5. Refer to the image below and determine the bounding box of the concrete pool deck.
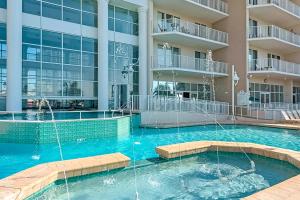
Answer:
[0,153,130,200]
[156,141,300,200]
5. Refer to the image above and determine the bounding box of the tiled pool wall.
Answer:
[0,115,137,144]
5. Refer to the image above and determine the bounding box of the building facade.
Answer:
[0,0,300,112]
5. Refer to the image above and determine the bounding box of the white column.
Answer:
[98,0,109,110]
[138,7,148,111]
[6,0,23,111]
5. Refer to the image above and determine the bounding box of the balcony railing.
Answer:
[191,0,228,14]
[249,58,300,75]
[249,25,300,46]
[154,18,228,44]
[153,54,228,74]
[248,0,300,18]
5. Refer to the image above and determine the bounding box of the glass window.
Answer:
[63,80,81,96]
[42,63,62,79]
[63,65,81,80]
[0,0,6,9]
[42,2,62,20]
[42,30,62,47]
[82,37,97,52]
[42,47,62,63]
[82,12,97,27]
[82,52,97,67]
[83,67,97,81]
[44,0,62,5]
[82,0,97,13]
[0,24,6,40]
[22,61,41,78]
[82,81,97,97]
[23,27,41,45]
[115,7,129,21]
[63,50,81,65]
[63,7,81,24]
[22,44,41,61]
[42,79,62,96]
[63,34,81,50]
[23,0,41,15]
[0,42,6,59]
[63,0,81,9]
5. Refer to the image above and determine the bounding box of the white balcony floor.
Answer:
[248,4,300,28]
[153,0,228,23]
[153,32,228,50]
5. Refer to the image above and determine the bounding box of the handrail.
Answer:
[249,25,300,46]
[153,54,228,74]
[191,0,228,14]
[129,95,230,115]
[154,18,228,44]
[248,0,300,18]
[249,58,300,75]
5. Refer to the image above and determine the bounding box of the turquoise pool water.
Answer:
[1,124,300,179]
[30,152,300,200]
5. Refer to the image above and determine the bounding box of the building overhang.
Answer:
[153,32,228,50]
[248,4,300,28]
[248,38,300,54]
[152,68,228,78]
[153,0,228,23]
[248,70,300,80]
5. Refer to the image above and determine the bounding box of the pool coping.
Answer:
[156,141,300,200]
[0,153,130,200]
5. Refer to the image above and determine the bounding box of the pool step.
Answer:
[0,153,130,200]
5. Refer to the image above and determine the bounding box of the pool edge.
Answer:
[0,153,130,200]
[156,141,300,200]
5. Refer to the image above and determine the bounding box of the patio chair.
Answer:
[292,110,300,119]
[281,110,290,120]
[286,111,296,120]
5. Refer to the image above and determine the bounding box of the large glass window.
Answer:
[23,0,97,27]
[108,41,139,108]
[23,0,41,15]
[0,24,6,109]
[0,0,6,9]
[22,26,98,110]
[108,5,139,36]
[249,83,284,104]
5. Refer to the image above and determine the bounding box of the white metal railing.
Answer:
[249,58,300,75]
[250,102,300,110]
[130,95,230,115]
[249,25,300,46]
[248,0,300,17]
[191,0,228,14]
[234,106,283,120]
[0,110,129,122]
[155,18,228,44]
[153,54,228,74]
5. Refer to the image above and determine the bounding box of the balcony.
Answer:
[248,58,300,78]
[248,0,300,27]
[248,25,300,54]
[153,19,228,50]
[153,0,228,23]
[152,54,228,77]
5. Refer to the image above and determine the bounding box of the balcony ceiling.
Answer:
[248,71,300,80]
[249,5,300,28]
[248,38,300,54]
[153,0,228,24]
[153,32,228,50]
[152,68,228,78]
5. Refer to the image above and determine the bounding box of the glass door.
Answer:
[114,84,128,109]
[249,49,258,70]
[195,51,206,70]
[260,92,270,105]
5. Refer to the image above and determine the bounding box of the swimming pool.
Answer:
[1,124,300,179]
[30,152,300,200]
